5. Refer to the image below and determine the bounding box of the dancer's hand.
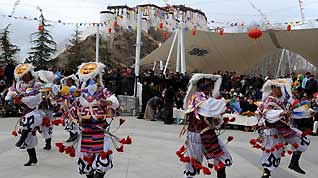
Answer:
[100,99,112,107]
[213,118,221,126]
[280,110,291,118]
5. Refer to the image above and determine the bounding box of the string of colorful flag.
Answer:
[0,9,202,29]
[0,14,115,27]
[208,18,318,28]
[2,11,318,31]
[2,2,318,34]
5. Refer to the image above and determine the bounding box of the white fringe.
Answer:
[183,74,222,109]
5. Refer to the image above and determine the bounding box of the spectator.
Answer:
[175,89,185,109]
[302,72,311,89]
[162,84,175,125]
[143,96,162,121]
[4,61,15,86]
[305,75,318,98]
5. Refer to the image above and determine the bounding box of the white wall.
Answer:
[100,5,208,33]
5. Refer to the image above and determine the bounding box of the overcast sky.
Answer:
[1,0,318,62]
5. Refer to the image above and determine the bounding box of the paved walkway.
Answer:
[0,117,317,178]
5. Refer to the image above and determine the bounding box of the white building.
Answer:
[100,4,208,33]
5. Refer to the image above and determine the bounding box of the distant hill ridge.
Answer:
[51,29,170,72]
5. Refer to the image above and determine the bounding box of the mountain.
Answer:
[51,29,169,73]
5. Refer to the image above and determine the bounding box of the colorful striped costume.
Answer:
[178,91,232,178]
[56,62,132,178]
[255,96,310,171]
[251,78,311,178]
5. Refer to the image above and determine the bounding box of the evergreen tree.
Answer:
[0,25,20,64]
[65,26,83,71]
[28,13,56,69]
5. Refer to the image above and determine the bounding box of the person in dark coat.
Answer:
[4,61,15,86]
[143,96,162,121]
[162,83,175,124]
[305,75,318,98]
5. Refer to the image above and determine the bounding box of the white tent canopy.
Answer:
[141,29,318,74]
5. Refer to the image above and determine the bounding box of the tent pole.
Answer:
[164,30,178,75]
[286,50,292,76]
[276,49,285,78]
[134,6,142,97]
[96,24,99,62]
[152,61,156,71]
[180,20,186,74]
[176,29,181,73]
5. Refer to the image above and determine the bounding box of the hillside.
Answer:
[51,29,170,72]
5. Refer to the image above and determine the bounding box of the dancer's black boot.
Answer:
[66,132,78,142]
[261,168,271,178]
[24,148,38,166]
[217,167,226,178]
[94,170,105,178]
[43,138,52,150]
[85,170,94,178]
[16,130,28,148]
[288,151,306,174]
[86,173,94,178]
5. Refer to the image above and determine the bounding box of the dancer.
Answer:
[9,63,44,166]
[59,74,80,142]
[177,74,232,178]
[55,62,132,178]
[312,93,318,134]
[251,78,310,178]
[36,70,57,150]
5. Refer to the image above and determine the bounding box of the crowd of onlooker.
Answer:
[133,70,318,129]
[0,62,15,92]
[1,62,318,128]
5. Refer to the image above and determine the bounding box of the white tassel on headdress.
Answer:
[35,70,55,83]
[261,78,292,101]
[61,74,80,87]
[183,74,222,109]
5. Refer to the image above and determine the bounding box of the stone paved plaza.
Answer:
[0,117,317,178]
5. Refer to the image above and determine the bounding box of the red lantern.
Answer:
[287,24,291,32]
[248,28,262,40]
[192,29,196,36]
[219,29,224,36]
[114,21,118,28]
[38,25,43,31]
[163,31,167,39]
[159,22,163,29]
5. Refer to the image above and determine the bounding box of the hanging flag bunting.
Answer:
[1,2,318,34]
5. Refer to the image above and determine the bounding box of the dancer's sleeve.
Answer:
[264,109,284,123]
[106,94,119,110]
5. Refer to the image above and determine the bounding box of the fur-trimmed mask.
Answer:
[77,62,105,91]
[14,63,35,80]
[77,62,105,81]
